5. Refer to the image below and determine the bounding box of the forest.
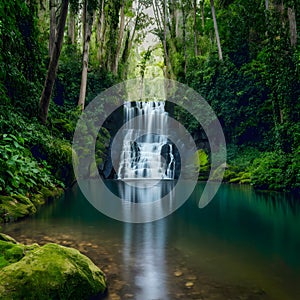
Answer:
[0,1,300,299]
[0,0,299,217]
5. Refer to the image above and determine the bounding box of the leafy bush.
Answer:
[251,151,289,191]
[0,134,57,195]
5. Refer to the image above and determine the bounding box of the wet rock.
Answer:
[0,242,106,299]
[185,282,194,289]
[174,271,183,277]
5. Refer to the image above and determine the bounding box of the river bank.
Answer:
[0,186,64,224]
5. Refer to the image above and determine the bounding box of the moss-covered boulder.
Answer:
[0,195,36,222]
[0,242,106,299]
[0,240,38,268]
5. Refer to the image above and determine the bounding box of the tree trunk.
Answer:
[265,0,269,10]
[78,0,94,109]
[97,0,106,64]
[68,7,75,44]
[288,7,297,47]
[182,2,187,75]
[121,0,141,75]
[210,0,223,60]
[193,0,198,56]
[201,0,205,29]
[113,0,125,75]
[163,0,173,78]
[39,0,69,124]
[49,0,57,56]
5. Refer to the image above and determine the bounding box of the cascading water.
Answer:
[117,101,175,180]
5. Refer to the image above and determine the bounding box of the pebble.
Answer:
[174,271,183,277]
[109,293,121,300]
[185,282,194,289]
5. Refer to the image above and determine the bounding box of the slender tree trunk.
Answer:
[39,0,69,124]
[265,0,269,10]
[182,2,187,75]
[121,0,141,74]
[288,7,297,47]
[49,0,57,56]
[201,0,205,29]
[163,0,173,78]
[68,7,75,44]
[175,9,180,37]
[113,0,125,75]
[78,0,94,109]
[193,0,198,56]
[210,0,223,60]
[168,0,176,40]
[97,0,106,64]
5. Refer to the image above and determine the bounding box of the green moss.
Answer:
[0,241,25,268]
[0,233,17,244]
[0,195,36,222]
[223,169,238,181]
[0,243,106,299]
[1,187,64,223]
[229,177,242,183]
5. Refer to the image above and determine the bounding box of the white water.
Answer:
[117,101,175,180]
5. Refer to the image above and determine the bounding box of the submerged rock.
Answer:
[0,242,106,299]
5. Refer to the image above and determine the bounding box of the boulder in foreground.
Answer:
[0,242,106,299]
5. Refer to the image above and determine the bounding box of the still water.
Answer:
[3,182,300,300]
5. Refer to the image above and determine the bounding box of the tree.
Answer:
[78,0,95,109]
[112,0,125,75]
[193,0,198,56]
[39,0,69,124]
[153,0,174,78]
[68,5,76,44]
[210,0,223,60]
[287,7,297,47]
[49,0,57,56]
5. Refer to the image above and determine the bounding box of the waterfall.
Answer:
[117,101,175,180]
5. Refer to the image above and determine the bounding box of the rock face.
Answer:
[0,242,106,299]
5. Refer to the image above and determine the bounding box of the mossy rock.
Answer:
[0,195,36,222]
[0,240,38,268]
[30,187,63,208]
[0,233,17,244]
[0,243,106,299]
[229,177,242,184]
[0,241,25,268]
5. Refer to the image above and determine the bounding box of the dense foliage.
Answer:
[0,0,299,203]
[155,0,300,192]
[0,0,117,206]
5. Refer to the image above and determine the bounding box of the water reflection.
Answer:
[122,221,169,299]
[117,180,172,299]
[116,180,175,203]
